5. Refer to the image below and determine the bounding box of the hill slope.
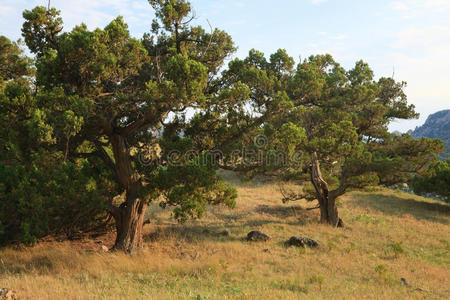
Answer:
[0,175,449,299]
[409,109,450,160]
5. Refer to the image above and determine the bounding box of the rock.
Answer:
[219,230,230,237]
[285,236,319,248]
[101,245,109,252]
[0,288,18,300]
[246,230,270,242]
[400,278,408,286]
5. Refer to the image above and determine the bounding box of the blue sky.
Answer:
[1,0,449,131]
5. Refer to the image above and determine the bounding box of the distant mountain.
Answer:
[409,109,450,160]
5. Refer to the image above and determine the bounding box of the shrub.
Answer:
[0,160,108,245]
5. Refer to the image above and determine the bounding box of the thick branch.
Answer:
[310,152,329,203]
[94,142,116,173]
[95,114,113,136]
[117,110,169,136]
[213,113,269,152]
[105,200,121,220]
[76,143,118,181]
[329,182,347,199]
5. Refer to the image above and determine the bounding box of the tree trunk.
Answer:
[108,134,147,253]
[113,190,147,253]
[310,152,343,227]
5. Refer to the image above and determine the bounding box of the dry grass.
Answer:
[1,172,449,299]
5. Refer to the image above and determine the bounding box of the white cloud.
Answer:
[392,26,450,50]
[312,0,327,5]
[424,0,450,9]
[0,0,155,40]
[387,25,450,130]
[388,0,450,19]
[390,1,409,11]
[332,34,348,40]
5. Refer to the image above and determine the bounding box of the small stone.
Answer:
[101,245,109,252]
[285,236,319,248]
[246,230,270,242]
[401,278,408,286]
[219,230,230,237]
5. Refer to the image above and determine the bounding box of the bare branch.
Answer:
[96,92,114,98]
[181,10,196,25]
[200,19,215,59]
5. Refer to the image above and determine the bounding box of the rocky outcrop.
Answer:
[246,231,270,242]
[285,236,319,248]
[409,109,450,160]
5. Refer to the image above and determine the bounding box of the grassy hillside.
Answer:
[1,172,449,299]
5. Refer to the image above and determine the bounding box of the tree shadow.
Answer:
[143,211,315,244]
[218,170,277,188]
[351,193,450,224]
[255,204,317,225]
[144,224,243,243]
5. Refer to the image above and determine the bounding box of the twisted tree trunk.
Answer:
[108,134,147,253]
[113,189,147,253]
[310,152,344,227]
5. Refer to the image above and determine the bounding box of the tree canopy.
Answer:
[11,1,240,252]
[197,52,443,226]
[0,0,444,250]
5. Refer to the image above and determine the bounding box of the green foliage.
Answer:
[0,37,109,245]
[151,155,237,222]
[411,159,450,202]
[21,6,63,56]
[1,0,443,245]
[195,48,441,210]
[0,36,33,84]
[226,52,441,202]
[384,242,405,258]
[0,161,108,245]
[3,0,239,248]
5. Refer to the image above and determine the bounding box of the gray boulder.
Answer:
[285,236,319,248]
[246,230,270,242]
[219,229,230,237]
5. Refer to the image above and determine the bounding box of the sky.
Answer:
[1,0,449,132]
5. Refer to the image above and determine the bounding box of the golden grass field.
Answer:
[1,172,449,299]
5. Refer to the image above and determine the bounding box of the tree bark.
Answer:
[108,134,147,253]
[112,188,147,253]
[310,152,343,227]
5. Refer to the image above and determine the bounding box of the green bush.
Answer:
[0,160,108,246]
[411,159,450,202]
